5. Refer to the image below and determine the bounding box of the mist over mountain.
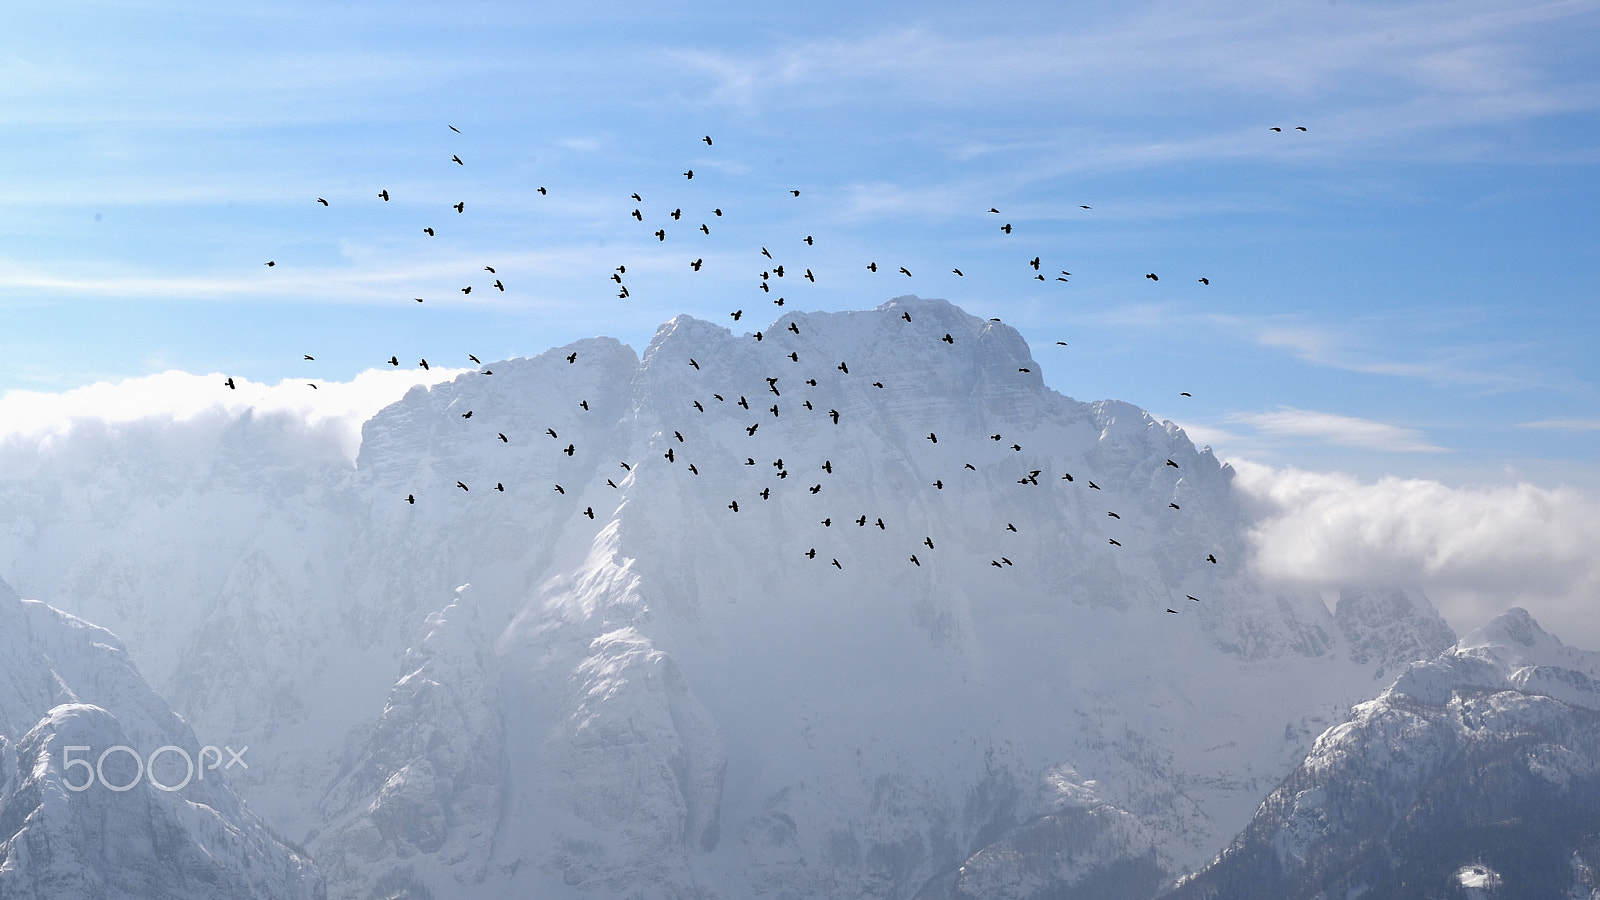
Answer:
[0,297,1575,899]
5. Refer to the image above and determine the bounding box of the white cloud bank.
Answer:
[1233,459,1600,650]
[0,367,466,462]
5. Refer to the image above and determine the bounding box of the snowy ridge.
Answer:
[1170,607,1600,899]
[0,585,322,899]
[0,297,1480,898]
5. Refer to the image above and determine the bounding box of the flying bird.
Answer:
[388,356,399,366]
[499,433,508,443]
[567,352,577,363]
[952,268,963,276]
[942,334,954,344]
[910,555,920,566]
[265,260,275,266]
[224,377,235,389]
[317,198,328,206]
[1146,273,1159,281]
[1198,277,1209,285]
[899,267,912,277]
[423,227,434,236]
[457,482,469,491]
[703,135,713,145]
[452,155,463,165]
[406,494,414,504]
[379,190,389,201]
[1167,459,1179,468]
[454,202,464,213]
[1001,224,1012,234]
[867,262,878,272]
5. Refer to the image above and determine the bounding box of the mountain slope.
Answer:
[0,577,323,899]
[1169,607,1600,900]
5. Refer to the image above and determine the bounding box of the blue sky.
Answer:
[1,0,1597,485]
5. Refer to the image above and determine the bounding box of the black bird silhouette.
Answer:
[419,359,430,370]
[1062,472,1073,481]
[713,209,722,216]
[867,262,878,272]
[406,494,415,504]
[791,190,800,197]
[632,193,642,201]
[856,515,867,526]
[809,484,821,494]
[495,483,504,492]
[1006,523,1018,532]
[449,125,460,133]
[703,135,713,145]
[927,433,937,443]
[499,433,508,443]
[788,322,799,334]
[632,209,643,220]
[388,356,399,366]
[1011,444,1021,451]
[1187,595,1200,602]
[684,170,693,179]
[1295,126,1307,131]
[738,395,749,409]
[689,358,699,369]
[564,444,575,456]
[1001,557,1013,566]
[910,555,920,566]
[655,229,665,241]
[899,267,911,277]
[1198,277,1209,285]
[607,479,617,489]
[1207,554,1218,564]
[924,536,934,549]
[1180,392,1191,397]
[714,394,725,401]
[547,428,558,438]
[1270,126,1282,132]
[224,377,236,389]
[555,485,565,494]
[875,518,885,530]
[538,187,547,195]
[822,460,833,473]
[619,461,631,471]
[494,280,504,291]
[567,352,577,363]
[761,247,772,259]
[700,224,710,234]
[805,269,815,282]
[822,518,832,526]
[933,480,943,489]
[873,382,884,389]
[469,354,481,364]
[1019,367,1031,373]
[265,260,275,267]
[759,487,770,500]
[461,411,473,419]
[317,198,329,206]
[1089,481,1101,490]
[989,207,999,213]
[674,431,683,442]
[942,334,954,344]
[754,332,763,341]
[580,400,589,410]
[452,155,463,165]
[1107,511,1120,519]
[991,561,1003,568]
[457,482,469,491]
[1146,273,1159,281]
[584,506,594,519]
[806,548,816,559]
[1001,224,1012,234]
[693,401,704,411]
[803,235,814,245]
[379,190,389,201]
[1166,459,1179,468]
[746,424,758,436]
[837,362,848,374]
[1167,608,1178,614]
[991,435,1002,441]
[303,354,314,361]
[691,259,702,271]
[688,464,698,474]
[770,405,779,417]
[901,311,912,322]
[1108,538,1121,546]
[461,285,472,294]
[1056,341,1067,346]
[454,202,464,213]
[729,501,739,512]
[829,409,840,424]
[832,558,842,569]
[952,268,963,276]
[1030,257,1040,270]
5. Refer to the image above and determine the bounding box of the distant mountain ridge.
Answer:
[0,297,1532,899]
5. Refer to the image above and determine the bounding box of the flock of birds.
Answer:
[239,125,1314,615]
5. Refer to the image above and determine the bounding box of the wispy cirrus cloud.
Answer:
[1227,406,1447,453]
[1518,418,1600,431]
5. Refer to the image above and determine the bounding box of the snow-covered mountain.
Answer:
[0,576,323,899]
[0,297,1482,898]
[1169,606,1600,899]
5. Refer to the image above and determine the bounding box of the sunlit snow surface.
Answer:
[0,298,1464,898]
